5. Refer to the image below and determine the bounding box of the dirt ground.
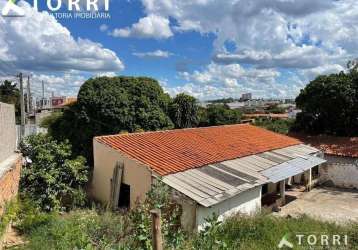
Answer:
[278,187,358,224]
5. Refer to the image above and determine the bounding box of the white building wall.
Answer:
[0,103,16,163]
[196,186,261,229]
[319,155,358,189]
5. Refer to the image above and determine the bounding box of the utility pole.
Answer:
[18,73,25,138]
[42,80,45,99]
[26,75,31,114]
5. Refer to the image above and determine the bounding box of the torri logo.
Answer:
[2,0,25,17]
[2,0,110,18]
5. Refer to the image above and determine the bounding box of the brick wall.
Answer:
[0,156,21,213]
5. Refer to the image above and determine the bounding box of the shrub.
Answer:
[19,134,88,211]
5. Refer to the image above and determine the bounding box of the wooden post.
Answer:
[150,209,163,250]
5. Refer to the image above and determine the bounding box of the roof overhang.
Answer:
[163,144,325,207]
[261,155,326,183]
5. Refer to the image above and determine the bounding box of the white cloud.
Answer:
[0,0,124,75]
[132,50,173,58]
[26,73,87,97]
[110,14,173,39]
[140,0,358,70]
[299,64,345,81]
[99,24,109,32]
[139,0,358,99]
[166,62,300,100]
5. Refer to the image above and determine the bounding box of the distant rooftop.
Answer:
[291,134,358,158]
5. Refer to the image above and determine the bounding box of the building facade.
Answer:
[92,125,324,230]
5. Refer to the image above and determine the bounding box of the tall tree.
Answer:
[0,80,20,120]
[199,104,242,127]
[50,76,174,164]
[169,93,199,128]
[295,70,358,136]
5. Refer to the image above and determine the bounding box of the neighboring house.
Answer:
[294,135,358,189]
[0,102,21,213]
[92,124,325,230]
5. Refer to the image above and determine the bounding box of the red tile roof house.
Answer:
[292,134,358,189]
[92,124,325,230]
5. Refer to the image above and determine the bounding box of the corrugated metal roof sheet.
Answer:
[163,144,323,207]
[261,155,326,183]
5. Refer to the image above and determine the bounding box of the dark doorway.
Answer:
[118,183,130,208]
[262,184,268,196]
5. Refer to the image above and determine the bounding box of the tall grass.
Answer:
[12,208,358,250]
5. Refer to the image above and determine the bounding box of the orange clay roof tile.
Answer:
[96,124,301,176]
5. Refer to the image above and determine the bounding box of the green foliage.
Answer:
[14,180,185,250]
[49,76,174,164]
[193,214,228,250]
[295,70,358,136]
[182,214,358,250]
[39,112,63,128]
[169,93,199,128]
[199,104,242,127]
[8,198,358,250]
[0,199,20,236]
[254,118,295,135]
[129,180,185,249]
[209,98,235,104]
[19,134,88,211]
[265,104,286,114]
[0,80,20,119]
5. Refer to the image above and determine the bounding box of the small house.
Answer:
[92,124,325,230]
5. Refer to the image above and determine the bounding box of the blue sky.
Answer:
[0,0,357,100]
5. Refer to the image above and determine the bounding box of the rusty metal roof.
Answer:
[163,144,323,207]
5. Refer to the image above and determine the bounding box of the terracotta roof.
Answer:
[96,124,301,176]
[290,134,358,158]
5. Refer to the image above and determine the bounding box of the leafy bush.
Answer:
[199,104,242,127]
[128,180,185,249]
[19,134,88,211]
[253,118,295,134]
[39,112,63,129]
[0,199,20,236]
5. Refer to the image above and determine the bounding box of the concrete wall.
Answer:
[92,139,153,208]
[319,155,358,189]
[0,103,16,162]
[196,186,261,230]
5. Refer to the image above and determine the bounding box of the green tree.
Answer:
[19,134,88,211]
[254,118,295,135]
[295,71,358,136]
[0,80,20,117]
[169,93,199,128]
[199,104,242,127]
[50,76,174,164]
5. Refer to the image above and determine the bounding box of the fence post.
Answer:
[150,209,163,250]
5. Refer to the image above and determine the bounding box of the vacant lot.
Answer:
[279,187,358,224]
